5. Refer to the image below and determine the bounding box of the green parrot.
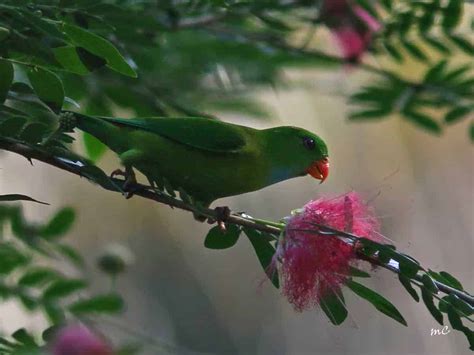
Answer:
[72,114,329,208]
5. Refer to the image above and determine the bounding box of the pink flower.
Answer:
[277,192,381,311]
[321,0,381,61]
[51,324,113,355]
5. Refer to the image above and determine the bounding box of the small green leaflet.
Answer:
[53,46,90,75]
[62,23,137,78]
[320,289,348,325]
[204,225,241,249]
[347,280,407,326]
[421,287,444,325]
[43,278,87,300]
[398,274,419,302]
[69,294,124,315]
[439,271,464,290]
[39,207,75,240]
[27,67,64,112]
[243,228,279,288]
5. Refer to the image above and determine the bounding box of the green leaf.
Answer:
[393,253,421,278]
[0,116,27,137]
[40,207,75,239]
[347,280,407,326]
[0,243,29,275]
[0,59,13,103]
[445,295,474,316]
[0,194,48,205]
[83,132,107,162]
[398,274,419,302]
[27,67,64,112]
[422,274,439,294]
[402,110,442,134]
[69,294,124,315]
[53,46,89,75]
[349,266,370,278]
[320,289,348,325]
[20,294,38,311]
[421,287,443,325]
[56,244,85,267]
[442,0,462,31]
[204,225,241,249]
[401,41,428,62]
[383,42,403,62]
[11,328,36,347]
[62,23,137,77]
[445,107,471,124]
[76,47,107,72]
[19,122,50,144]
[43,302,65,324]
[422,36,451,55]
[43,278,87,300]
[439,271,463,290]
[446,305,474,350]
[19,268,59,287]
[424,60,447,83]
[448,35,474,55]
[244,228,279,288]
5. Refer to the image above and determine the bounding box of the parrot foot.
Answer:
[207,206,231,232]
[110,169,126,178]
[111,168,138,199]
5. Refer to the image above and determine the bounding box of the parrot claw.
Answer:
[111,167,138,198]
[110,169,126,178]
[207,206,231,231]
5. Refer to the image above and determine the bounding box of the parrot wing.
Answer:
[100,116,248,153]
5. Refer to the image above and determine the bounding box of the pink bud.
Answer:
[277,192,381,311]
[321,1,381,60]
[51,324,113,355]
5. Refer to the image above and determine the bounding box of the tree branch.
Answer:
[0,137,279,235]
[1,135,473,307]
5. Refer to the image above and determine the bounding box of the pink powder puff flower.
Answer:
[321,0,381,61]
[276,192,382,311]
[51,324,113,355]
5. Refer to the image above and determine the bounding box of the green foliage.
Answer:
[350,61,473,137]
[0,203,126,353]
[320,289,348,325]
[204,225,241,249]
[347,279,407,326]
[243,228,279,289]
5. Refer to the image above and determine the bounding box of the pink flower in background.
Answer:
[277,192,381,311]
[51,324,113,355]
[321,0,381,61]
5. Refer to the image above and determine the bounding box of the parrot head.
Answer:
[262,126,329,184]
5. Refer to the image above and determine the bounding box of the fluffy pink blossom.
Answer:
[277,192,381,311]
[51,324,113,355]
[321,0,381,61]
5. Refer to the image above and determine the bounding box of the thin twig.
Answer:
[0,137,280,235]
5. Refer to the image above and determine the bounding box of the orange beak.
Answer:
[306,157,329,183]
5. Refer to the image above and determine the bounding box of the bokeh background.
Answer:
[1,4,473,355]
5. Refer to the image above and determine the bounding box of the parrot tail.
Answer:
[64,111,126,152]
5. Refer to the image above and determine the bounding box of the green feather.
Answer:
[74,113,328,206]
[100,116,247,153]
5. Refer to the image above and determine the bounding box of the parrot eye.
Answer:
[302,137,316,150]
